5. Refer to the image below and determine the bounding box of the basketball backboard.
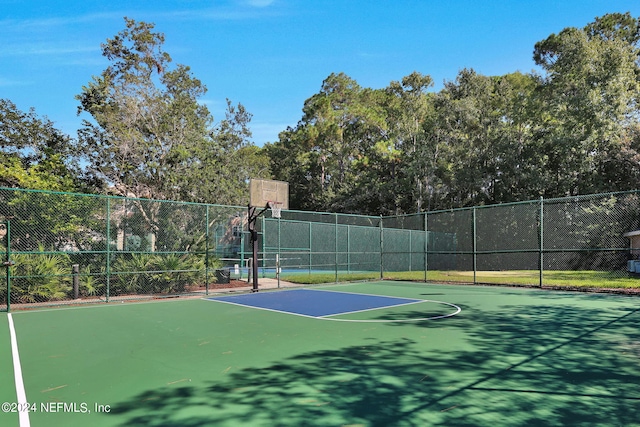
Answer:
[249,178,289,210]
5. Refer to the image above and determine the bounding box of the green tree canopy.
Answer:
[0,99,83,191]
[76,18,214,201]
[267,72,389,213]
[76,18,269,207]
[6,12,640,217]
[534,12,640,195]
[268,12,640,215]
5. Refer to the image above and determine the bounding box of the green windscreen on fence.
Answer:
[261,214,382,275]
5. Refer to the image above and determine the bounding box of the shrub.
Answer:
[111,252,207,295]
[11,245,72,303]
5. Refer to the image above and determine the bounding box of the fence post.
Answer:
[539,196,544,288]
[308,220,312,276]
[408,229,413,272]
[334,213,338,283]
[241,214,246,282]
[379,216,384,280]
[4,220,11,312]
[205,205,209,295]
[261,214,266,278]
[347,224,351,274]
[72,264,80,299]
[105,198,111,303]
[277,212,282,288]
[472,207,477,284]
[424,212,428,283]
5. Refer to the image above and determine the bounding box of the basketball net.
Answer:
[268,201,282,219]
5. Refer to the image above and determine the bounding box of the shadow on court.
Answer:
[109,292,640,426]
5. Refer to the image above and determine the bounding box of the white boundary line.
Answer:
[300,287,423,302]
[318,299,425,318]
[320,300,462,323]
[203,298,321,320]
[7,313,30,427]
[273,288,463,322]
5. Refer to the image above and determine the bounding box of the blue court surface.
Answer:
[206,288,423,318]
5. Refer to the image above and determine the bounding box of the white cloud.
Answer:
[0,44,97,57]
[0,77,29,87]
[199,98,229,115]
[0,12,120,32]
[246,0,275,7]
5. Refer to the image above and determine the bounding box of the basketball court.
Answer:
[2,281,640,426]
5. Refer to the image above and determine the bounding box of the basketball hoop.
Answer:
[268,201,282,219]
[248,179,289,292]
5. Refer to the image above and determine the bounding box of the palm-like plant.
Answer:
[11,245,71,303]
[112,253,155,295]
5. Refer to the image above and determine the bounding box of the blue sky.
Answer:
[2,0,640,146]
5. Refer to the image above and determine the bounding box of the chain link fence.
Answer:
[260,211,382,280]
[422,192,640,287]
[0,188,247,310]
[2,187,640,310]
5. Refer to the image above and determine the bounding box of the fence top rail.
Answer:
[3,186,639,221]
[381,212,425,220]
[0,186,245,210]
[265,216,387,230]
[541,190,639,204]
[283,209,380,219]
[424,190,640,216]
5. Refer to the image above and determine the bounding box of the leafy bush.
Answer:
[111,253,206,295]
[11,245,72,303]
[151,253,205,293]
[111,253,155,295]
[78,265,104,297]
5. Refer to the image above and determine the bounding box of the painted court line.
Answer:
[318,299,425,318]
[321,300,462,323]
[207,288,422,317]
[203,298,322,320]
[8,313,30,427]
[205,288,462,322]
[303,287,423,301]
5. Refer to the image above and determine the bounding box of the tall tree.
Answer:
[488,71,542,202]
[268,13,640,214]
[179,99,271,206]
[405,69,542,209]
[533,12,640,195]
[384,72,434,212]
[268,73,388,213]
[76,18,271,252]
[426,69,504,207]
[76,18,213,202]
[265,125,328,211]
[0,99,106,253]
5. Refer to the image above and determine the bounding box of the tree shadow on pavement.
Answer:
[110,293,640,426]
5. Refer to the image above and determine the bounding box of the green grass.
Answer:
[280,271,380,284]
[284,269,640,290]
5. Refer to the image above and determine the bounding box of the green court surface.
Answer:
[2,281,640,426]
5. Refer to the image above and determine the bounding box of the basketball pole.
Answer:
[248,206,259,292]
[248,204,268,292]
